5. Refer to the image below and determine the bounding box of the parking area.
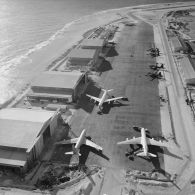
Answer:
[69,19,163,173]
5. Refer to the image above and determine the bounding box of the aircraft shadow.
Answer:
[96,59,113,73]
[145,73,166,81]
[76,81,101,113]
[79,145,110,166]
[149,65,167,72]
[158,147,183,160]
[105,47,118,57]
[99,101,129,115]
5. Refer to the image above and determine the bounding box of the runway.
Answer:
[70,19,163,172]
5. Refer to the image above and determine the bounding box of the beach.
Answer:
[0,8,133,108]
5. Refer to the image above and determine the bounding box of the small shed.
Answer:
[28,71,87,103]
[0,108,59,172]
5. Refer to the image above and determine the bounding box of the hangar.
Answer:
[27,71,88,103]
[80,38,105,53]
[179,57,195,86]
[0,108,59,173]
[67,48,99,67]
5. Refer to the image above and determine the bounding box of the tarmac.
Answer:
[69,19,163,173]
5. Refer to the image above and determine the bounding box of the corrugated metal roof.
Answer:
[0,108,55,122]
[68,48,96,59]
[32,71,83,89]
[81,38,104,47]
[0,108,55,149]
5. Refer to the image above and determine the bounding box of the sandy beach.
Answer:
[0,8,133,108]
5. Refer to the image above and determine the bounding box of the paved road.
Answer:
[159,20,195,194]
[69,19,163,174]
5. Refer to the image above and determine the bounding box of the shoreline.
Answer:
[0,1,189,108]
[1,10,131,109]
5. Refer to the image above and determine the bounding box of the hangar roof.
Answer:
[81,38,105,47]
[32,71,83,89]
[0,108,55,149]
[68,48,96,59]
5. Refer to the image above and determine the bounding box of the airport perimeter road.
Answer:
[70,19,163,174]
[158,21,195,194]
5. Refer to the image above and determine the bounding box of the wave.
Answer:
[0,6,133,74]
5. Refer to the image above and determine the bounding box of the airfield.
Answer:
[2,2,195,195]
[68,19,163,171]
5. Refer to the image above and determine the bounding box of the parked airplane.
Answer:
[86,88,124,110]
[55,129,102,156]
[117,127,172,157]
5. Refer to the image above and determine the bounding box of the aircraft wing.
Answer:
[55,138,78,145]
[147,138,172,148]
[86,94,101,103]
[117,137,141,145]
[104,96,124,103]
[85,139,103,151]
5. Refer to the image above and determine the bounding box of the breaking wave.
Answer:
[0,5,132,77]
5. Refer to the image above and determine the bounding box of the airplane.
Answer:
[146,71,163,81]
[117,127,173,157]
[86,88,125,111]
[150,63,165,70]
[55,129,102,156]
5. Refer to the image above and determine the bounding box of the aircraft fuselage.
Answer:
[75,129,86,150]
[98,90,108,109]
[140,128,148,156]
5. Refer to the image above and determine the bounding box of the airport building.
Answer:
[170,37,183,53]
[179,57,195,86]
[27,71,88,103]
[80,38,105,53]
[0,108,59,173]
[67,48,99,67]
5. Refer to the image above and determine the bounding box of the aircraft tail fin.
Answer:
[148,152,157,157]
[136,151,146,157]
[65,147,81,156]
[65,151,74,155]
[101,88,114,92]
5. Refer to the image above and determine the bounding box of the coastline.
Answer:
[0,9,131,109]
[0,2,172,108]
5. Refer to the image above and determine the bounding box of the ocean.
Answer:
[0,0,191,106]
